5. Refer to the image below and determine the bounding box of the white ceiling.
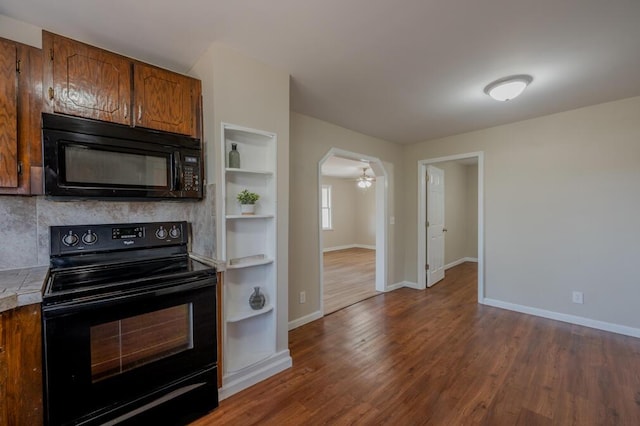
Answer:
[321,157,371,179]
[2,0,639,144]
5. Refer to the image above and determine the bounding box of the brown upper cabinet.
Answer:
[45,32,132,126]
[0,38,18,189]
[43,32,201,138]
[134,63,200,137]
[0,37,43,195]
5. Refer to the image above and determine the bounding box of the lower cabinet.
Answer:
[0,304,43,425]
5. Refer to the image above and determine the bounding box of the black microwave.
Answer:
[42,113,203,199]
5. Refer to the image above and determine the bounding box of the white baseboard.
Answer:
[323,244,376,252]
[385,282,406,292]
[482,298,640,339]
[444,257,478,270]
[323,244,354,252]
[402,281,422,290]
[219,350,292,400]
[288,310,323,330]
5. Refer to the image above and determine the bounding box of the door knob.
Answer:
[443,228,448,232]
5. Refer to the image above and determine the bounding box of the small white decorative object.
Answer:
[241,204,255,215]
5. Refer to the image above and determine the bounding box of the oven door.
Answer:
[42,277,217,426]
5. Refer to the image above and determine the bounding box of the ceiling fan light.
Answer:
[484,75,532,101]
[356,167,374,189]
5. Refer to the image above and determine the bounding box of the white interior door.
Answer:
[426,165,445,287]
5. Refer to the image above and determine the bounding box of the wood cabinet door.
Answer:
[4,305,43,425]
[0,39,18,188]
[0,38,44,195]
[49,33,131,125]
[133,63,196,136]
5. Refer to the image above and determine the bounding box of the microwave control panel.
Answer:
[183,155,200,193]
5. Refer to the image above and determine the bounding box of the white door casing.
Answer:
[426,165,445,287]
[317,148,389,316]
[417,151,484,301]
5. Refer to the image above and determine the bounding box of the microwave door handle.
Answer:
[173,151,183,191]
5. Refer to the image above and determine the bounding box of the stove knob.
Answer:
[155,226,167,239]
[169,226,181,239]
[82,230,98,245]
[62,231,79,247]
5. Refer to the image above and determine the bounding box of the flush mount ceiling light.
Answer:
[356,167,375,189]
[484,75,533,101]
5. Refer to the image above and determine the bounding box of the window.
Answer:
[321,185,332,230]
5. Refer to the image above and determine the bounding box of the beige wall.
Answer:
[404,96,640,329]
[355,182,376,247]
[190,43,290,352]
[321,176,375,249]
[290,112,404,322]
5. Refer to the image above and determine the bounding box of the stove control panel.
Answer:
[50,221,189,256]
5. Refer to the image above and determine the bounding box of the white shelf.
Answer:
[226,214,274,220]
[221,122,279,381]
[226,167,273,175]
[226,258,274,270]
[226,305,274,323]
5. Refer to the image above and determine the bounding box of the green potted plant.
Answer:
[237,189,260,215]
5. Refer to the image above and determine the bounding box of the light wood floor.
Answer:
[192,262,640,425]
[322,248,380,315]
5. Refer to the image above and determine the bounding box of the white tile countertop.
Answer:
[0,266,49,313]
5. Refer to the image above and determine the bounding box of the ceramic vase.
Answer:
[249,286,266,310]
[229,143,240,168]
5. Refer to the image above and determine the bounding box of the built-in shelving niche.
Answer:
[220,123,278,379]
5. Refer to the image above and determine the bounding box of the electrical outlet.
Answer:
[572,291,584,304]
[299,291,306,304]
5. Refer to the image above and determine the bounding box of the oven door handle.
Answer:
[42,278,215,317]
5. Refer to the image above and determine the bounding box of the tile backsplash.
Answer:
[0,184,216,270]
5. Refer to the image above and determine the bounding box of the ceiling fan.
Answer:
[356,167,375,188]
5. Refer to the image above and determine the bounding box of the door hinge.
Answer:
[426,220,430,227]
[49,48,54,61]
[16,59,21,74]
[425,264,430,270]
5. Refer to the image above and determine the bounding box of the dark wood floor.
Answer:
[192,262,640,425]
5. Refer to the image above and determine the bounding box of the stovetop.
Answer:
[44,221,216,306]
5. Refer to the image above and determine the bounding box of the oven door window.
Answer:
[63,144,170,188]
[90,304,193,382]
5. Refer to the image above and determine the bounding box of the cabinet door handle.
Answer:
[138,105,142,121]
[123,103,128,119]
[48,87,54,100]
